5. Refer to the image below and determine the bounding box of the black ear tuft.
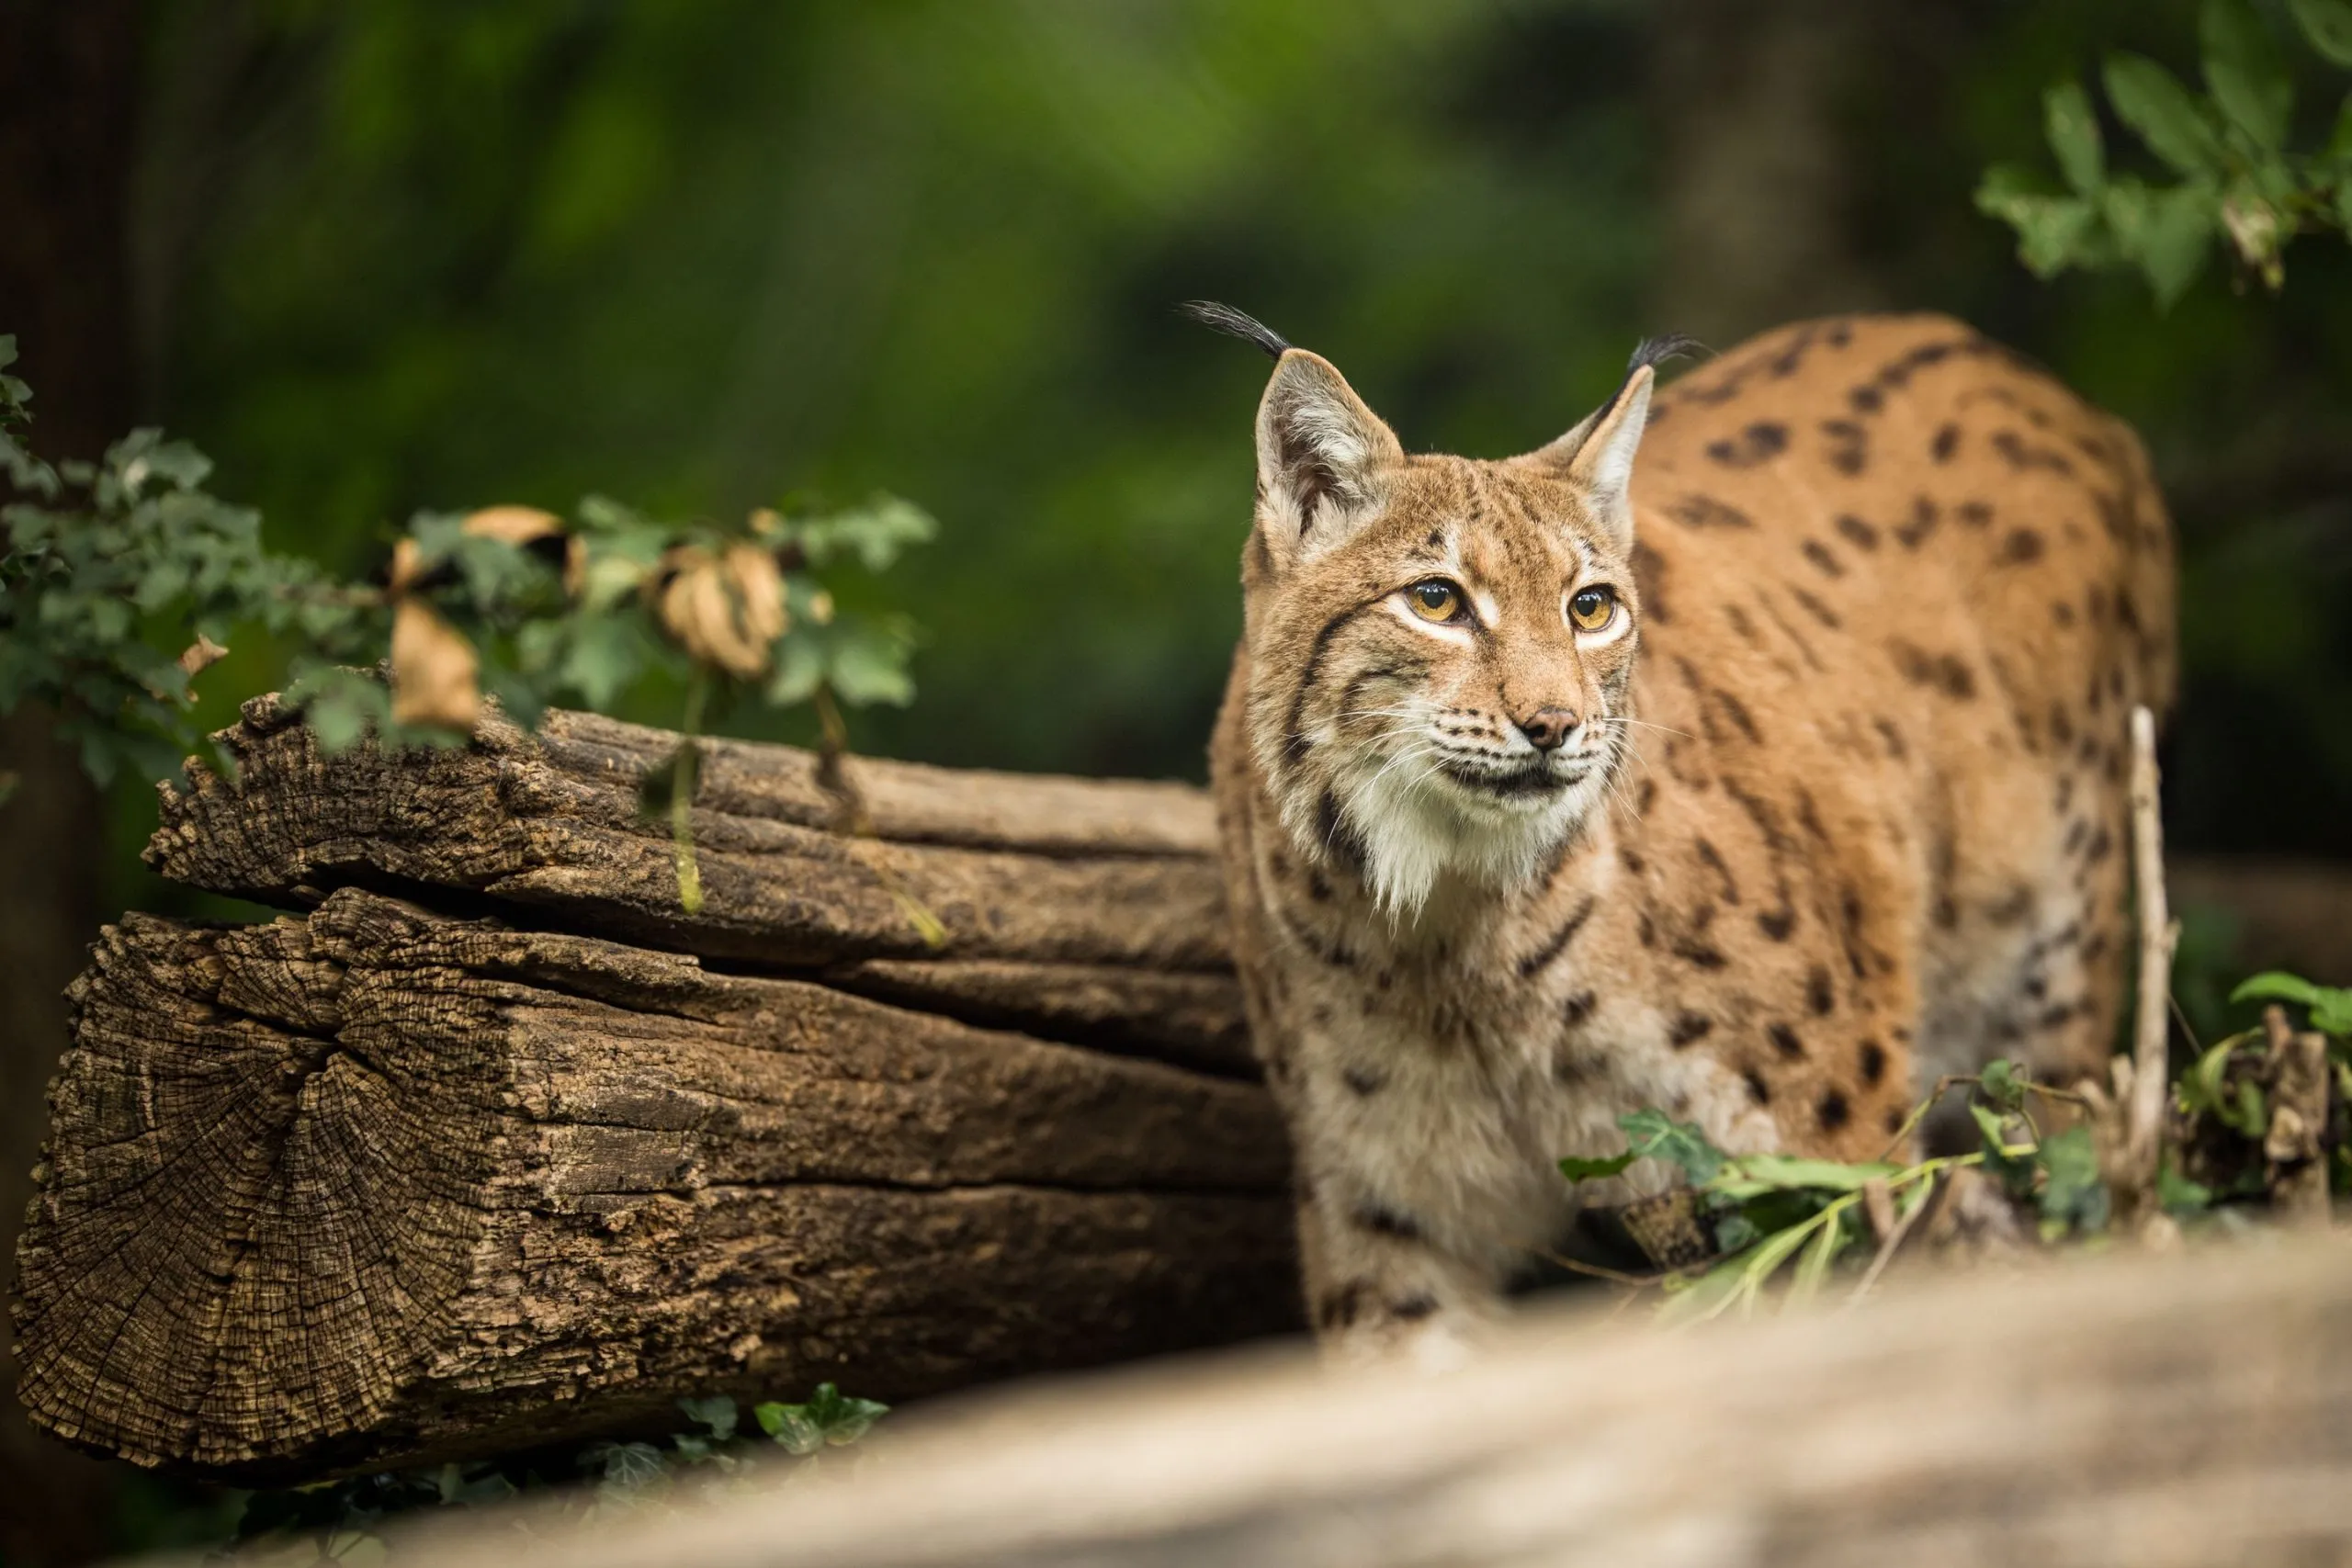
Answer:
[1177,300,1293,362]
[1626,333,1706,375]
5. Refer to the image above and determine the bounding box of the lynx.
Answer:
[1191,302,2176,1362]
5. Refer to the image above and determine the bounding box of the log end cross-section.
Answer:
[16,889,1297,1483]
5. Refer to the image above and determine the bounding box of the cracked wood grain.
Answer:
[144,699,1231,974]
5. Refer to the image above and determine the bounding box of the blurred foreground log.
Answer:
[16,703,1293,1483]
[384,1236,2352,1568]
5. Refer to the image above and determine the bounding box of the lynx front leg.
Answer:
[1295,1179,1506,1370]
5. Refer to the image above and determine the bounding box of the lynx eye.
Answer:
[1406,580,1466,624]
[1568,585,1618,632]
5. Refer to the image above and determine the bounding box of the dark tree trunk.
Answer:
[1647,0,1887,345]
[0,0,142,1561]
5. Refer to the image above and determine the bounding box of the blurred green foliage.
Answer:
[1979,0,2352,303]
[107,0,2348,911]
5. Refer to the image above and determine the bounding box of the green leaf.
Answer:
[1977,1057,2027,1112]
[1785,1204,1853,1306]
[765,634,826,706]
[1617,1108,1726,1186]
[2202,0,2293,152]
[2234,970,2352,1033]
[789,494,938,571]
[2290,0,2352,67]
[2045,79,2107,193]
[2156,1156,2213,1216]
[826,617,918,706]
[801,1382,888,1444]
[582,1440,667,1492]
[754,1402,825,1457]
[2137,183,2218,307]
[558,615,656,710]
[2035,1125,2110,1235]
[676,1395,738,1442]
[2104,53,2229,176]
[1724,1212,1824,1315]
[1972,1102,2038,1196]
[1713,1154,1904,1198]
[1975,167,2103,276]
[1558,1150,1636,1182]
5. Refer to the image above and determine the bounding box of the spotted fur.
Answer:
[1202,310,2176,1364]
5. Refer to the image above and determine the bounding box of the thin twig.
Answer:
[2126,705,2177,1199]
[1523,1244,1668,1291]
[1844,1174,1935,1310]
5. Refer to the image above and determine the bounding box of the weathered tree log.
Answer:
[144,698,1229,975]
[15,889,1296,1483]
[382,1236,2352,1568]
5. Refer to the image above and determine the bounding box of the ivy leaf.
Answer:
[801,1382,888,1444]
[1558,1150,1636,1182]
[753,1401,825,1457]
[581,1440,667,1493]
[2104,53,2229,176]
[2045,80,2107,194]
[2201,0,2293,152]
[1617,1108,1726,1187]
[676,1395,739,1442]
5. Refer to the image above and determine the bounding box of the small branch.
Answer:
[2126,705,2177,1202]
[1524,1243,1668,1292]
[1845,1175,1933,1311]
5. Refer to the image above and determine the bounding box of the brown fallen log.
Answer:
[380,1236,2352,1568]
[16,888,1296,1484]
[143,698,1230,975]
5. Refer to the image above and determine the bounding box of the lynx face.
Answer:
[1236,340,1663,915]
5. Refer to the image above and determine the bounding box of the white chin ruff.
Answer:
[1336,760,1597,918]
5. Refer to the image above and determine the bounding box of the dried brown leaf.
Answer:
[390,598,482,731]
[724,542,788,646]
[176,633,230,678]
[656,544,787,679]
[461,505,565,547]
[387,537,426,595]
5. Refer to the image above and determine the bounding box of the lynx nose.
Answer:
[1516,707,1579,751]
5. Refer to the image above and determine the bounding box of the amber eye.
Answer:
[1407,580,1465,623]
[1568,585,1617,631]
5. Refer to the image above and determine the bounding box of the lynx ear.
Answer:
[1254,350,1403,565]
[1531,334,1693,550]
[1532,366,1653,550]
